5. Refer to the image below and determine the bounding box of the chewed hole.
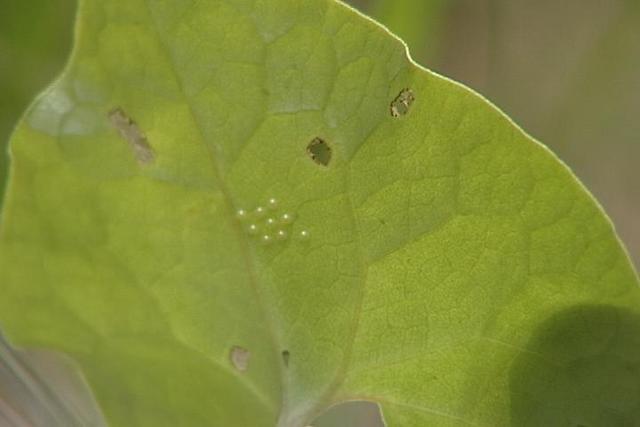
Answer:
[307,137,332,166]
[108,107,155,164]
[312,401,384,427]
[229,346,250,372]
[390,88,415,117]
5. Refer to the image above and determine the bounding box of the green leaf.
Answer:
[1,0,639,426]
[423,0,640,265]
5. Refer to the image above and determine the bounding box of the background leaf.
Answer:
[366,0,452,65]
[0,1,639,426]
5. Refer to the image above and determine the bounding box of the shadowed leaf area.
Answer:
[510,305,640,425]
[0,0,638,426]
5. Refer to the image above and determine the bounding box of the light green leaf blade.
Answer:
[1,1,639,426]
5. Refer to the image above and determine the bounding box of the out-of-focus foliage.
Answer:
[366,0,453,64]
[0,0,76,203]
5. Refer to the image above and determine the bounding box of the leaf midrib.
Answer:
[139,1,384,425]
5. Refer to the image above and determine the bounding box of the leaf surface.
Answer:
[0,1,639,426]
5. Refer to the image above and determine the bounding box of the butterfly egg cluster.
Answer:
[236,198,308,244]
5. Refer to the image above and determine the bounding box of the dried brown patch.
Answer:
[229,346,250,372]
[108,108,155,164]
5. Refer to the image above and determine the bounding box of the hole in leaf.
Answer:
[108,107,155,164]
[229,346,250,372]
[307,137,332,166]
[311,401,384,427]
[390,88,415,117]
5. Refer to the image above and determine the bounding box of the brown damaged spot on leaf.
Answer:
[281,350,290,367]
[307,137,331,166]
[108,108,155,165]
[229,346,250,372]
[390,88,415,117]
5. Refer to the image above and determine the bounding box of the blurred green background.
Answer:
[0,0,638,425]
